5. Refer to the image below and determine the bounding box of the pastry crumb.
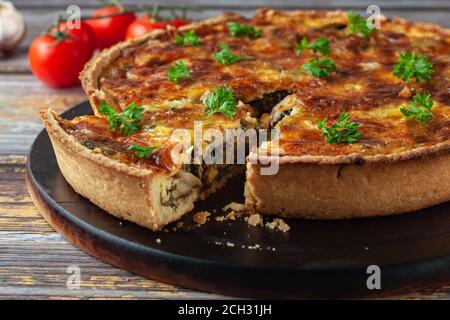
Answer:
[215,215,225,222]
[247,214,262,227]
[225,211,238,221]
[176,221,184,228]
[265,218,290,232]
[222,202,245,212]
[226,241,235,247]
[276,218,291,232]
[156,238,161,244]
[193,211,211,225]
[248,244,261,250]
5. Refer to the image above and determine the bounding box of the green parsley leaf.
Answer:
[212,43,242,65]
[167,60,192,83]
[204,86,237,118]
[400,93,434,123]
[317,111,362,144]
[128,144,157,158]
[347,11,374,40]
[227,21,261,38]
[294,38,309,55]
[393,51,434,82]
[309,36,330,55]
[98,102,144,136]
[295,37,330,56]
[175,30,201,47]
[302,57,336,78]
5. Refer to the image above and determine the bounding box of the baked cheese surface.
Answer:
[88,9,449,163]
[60,102,253,172]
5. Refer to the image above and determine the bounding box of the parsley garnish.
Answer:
[317,111,362,144]
[98,102,144,136]
[347,11,374,40]
[175,30,201,47]
[393,51,434,82]
[309,36,330,55]
[227,21,261,38]
[167,60,192,83]
[128,144,157,158]
[296,37,330,56]
[400,93,434,123]
[294,38,309,55]
[302,57,336,78]
[212,43,242,65]
[204,86,237,118]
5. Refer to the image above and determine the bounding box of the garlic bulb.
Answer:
[0,1,26,52]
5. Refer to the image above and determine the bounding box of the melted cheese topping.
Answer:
[77,9,449,165]
[61,103,253,172]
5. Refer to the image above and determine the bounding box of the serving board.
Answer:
[26,101,450,299]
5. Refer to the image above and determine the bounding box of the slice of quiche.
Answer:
[41,9,450,230]
[41,100,255,231]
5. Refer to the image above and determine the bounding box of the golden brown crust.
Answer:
[246,151,450,218]
[250,142,450,165]
[40,109,194,231]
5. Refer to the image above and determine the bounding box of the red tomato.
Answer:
[87,6,136,50]
[56,21,96,61]
[170,18,191,29]
[29,34,88,88]
[125,16,168,39]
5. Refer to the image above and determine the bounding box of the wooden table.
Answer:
[1,0,449,300]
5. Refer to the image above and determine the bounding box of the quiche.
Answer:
[41,9,450,230]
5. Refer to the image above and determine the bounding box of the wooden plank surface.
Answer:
[0,1,450,300]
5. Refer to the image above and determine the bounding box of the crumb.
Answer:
[118,222,123,226]
[163,228,169,233]
[247,214,262,227]
[156,238,161,244]
[272,247,276,251]
[226,241,235,247]
[248,244,261,250]
[222,202,245,212]
[265,220,278,230]
[214,241,222,245]
[275,218,290,232]
[215,211,241,222]
[176,221,184,228]
[265,218,290,232]
[225,211,237,221]
[193,211,211,225]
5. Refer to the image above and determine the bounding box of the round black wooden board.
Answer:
[26,101,450,298]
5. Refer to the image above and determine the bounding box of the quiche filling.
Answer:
[47,9,449,227]
[57,100,256,213]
